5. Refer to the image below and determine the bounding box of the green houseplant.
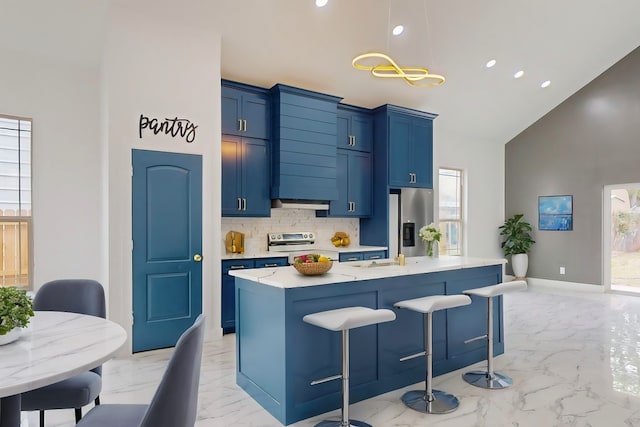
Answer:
[0,286,34,340]
[499,214,535,278]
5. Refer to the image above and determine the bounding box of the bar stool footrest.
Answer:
[314,419,373,427]
[463,370,513,389]
[401,389,460,414]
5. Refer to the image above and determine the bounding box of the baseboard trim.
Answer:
[504,275,604,293]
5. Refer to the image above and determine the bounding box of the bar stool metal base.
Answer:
[401,389,460,414]
[314,419,372,427]
[463,370,513,389]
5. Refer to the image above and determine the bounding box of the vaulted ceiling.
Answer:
[2,0,639,144]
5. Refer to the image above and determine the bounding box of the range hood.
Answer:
[271,199,330,210]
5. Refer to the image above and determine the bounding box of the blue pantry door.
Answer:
[132,149,203,352]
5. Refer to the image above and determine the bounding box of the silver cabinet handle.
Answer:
[243,119,247,132]
[346,257,359,261]
[352,135,356,146]
[263,263,279,267]
[369,255,382,259]
[242,198,247,211]
[238,119,243,131]
[229,265,246,270]
[237,197,242,210]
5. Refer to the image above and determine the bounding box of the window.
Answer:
[0,115,32,288]
[439,168,463,256]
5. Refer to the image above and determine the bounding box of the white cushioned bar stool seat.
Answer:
[303,307,396,427]
[393,294,472,415]
[462,280,527,389]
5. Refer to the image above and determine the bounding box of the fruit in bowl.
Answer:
[292,254,333,276]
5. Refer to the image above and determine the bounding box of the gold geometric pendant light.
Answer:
[352,52,445,87]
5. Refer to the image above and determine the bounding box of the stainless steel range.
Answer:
[267,231,339,263]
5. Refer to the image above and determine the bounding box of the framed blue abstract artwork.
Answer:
[539,195,573,231]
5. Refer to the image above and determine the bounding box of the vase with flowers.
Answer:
[419,223,442,257]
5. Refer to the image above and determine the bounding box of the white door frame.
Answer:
[603,183,640,294]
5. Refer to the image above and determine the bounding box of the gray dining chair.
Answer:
[20,279,106,426]
[75,314,205,427]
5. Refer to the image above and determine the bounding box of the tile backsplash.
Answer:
[221,209,359,255]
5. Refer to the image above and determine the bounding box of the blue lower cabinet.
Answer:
[221,257,288,334]
[339,250,386,262]
[235,264,503,424]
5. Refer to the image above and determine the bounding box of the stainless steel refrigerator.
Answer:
[388,188,434,257]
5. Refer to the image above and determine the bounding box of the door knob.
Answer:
[193,254,203,262]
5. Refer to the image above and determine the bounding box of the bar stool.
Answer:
[303,306,396,427]
[462,280,527,389]
[393,294,472,414]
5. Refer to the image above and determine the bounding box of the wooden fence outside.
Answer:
[0,219,30,287]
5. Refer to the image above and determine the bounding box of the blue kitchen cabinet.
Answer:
[326,149,371,217]
[339,250,386,262]
[374,105,437,188]
[222,80,270,139]
[222,259,255,334]
[337,105,373,152]
[221,135,270,217]
[270,84,342,201]
[222,257,288,334]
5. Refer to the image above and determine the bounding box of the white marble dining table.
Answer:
[0,311,127,427]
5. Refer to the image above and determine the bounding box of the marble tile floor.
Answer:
[21,286,640,427]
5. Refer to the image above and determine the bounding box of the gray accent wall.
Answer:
[505,46,640,286]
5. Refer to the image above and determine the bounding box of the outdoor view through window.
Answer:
[439,168,463,256]
[0,115,31,288]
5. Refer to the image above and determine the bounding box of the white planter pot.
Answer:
[0,327,21,345]
[511,253,529,278]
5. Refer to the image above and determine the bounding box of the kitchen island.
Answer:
[230,256,506,425]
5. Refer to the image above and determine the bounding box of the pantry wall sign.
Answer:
[139,114,198,143]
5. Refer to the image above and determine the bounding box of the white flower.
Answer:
[419,223,442,243]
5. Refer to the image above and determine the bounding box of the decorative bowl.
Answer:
[292,260,333,276]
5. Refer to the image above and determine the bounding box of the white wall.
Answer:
[0,49,105,289]
[104,2,221,353]
[434,127,505,259]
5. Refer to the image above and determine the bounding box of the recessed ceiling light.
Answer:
[514,70,524,79]
[486,59,496,68]
[541,80,551,88]
[315,0,328,7]
[392,25,404,36]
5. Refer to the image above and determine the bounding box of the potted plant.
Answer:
[499,214,535,278]
[0,286,34,345]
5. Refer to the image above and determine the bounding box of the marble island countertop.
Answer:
[229,255,506,288]
[221,245,388,260]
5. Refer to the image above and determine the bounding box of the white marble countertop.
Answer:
[221,245,388,260]
[229,255,506,289]
[0,311,127,397]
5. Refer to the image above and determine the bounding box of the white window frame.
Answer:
[438,167,464,256]
[0,114,33,289]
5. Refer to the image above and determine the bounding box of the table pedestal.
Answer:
[0,395,21,427]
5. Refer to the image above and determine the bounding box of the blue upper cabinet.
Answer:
[376,105,437,188]
[270,84,342,201]
[221,80,271,217]
[222,80,270,139]
[221,135,270,217]
[327,149,372,217]
[337,104,373,152]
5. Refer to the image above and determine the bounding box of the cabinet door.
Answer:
[350,152,372,216]
[241,138,271,217]
[336,113,351,150]
[388,114,412,187]
[221,259,255,334]
[255,257,288,268]
[351,113,373,152]
[221,87,243,136]
[362,250,386,260]
[221,135,242,216]
[411,118,433,188]
[329,150,351,216]
[339,252,363,262]
[242,93,270,140]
